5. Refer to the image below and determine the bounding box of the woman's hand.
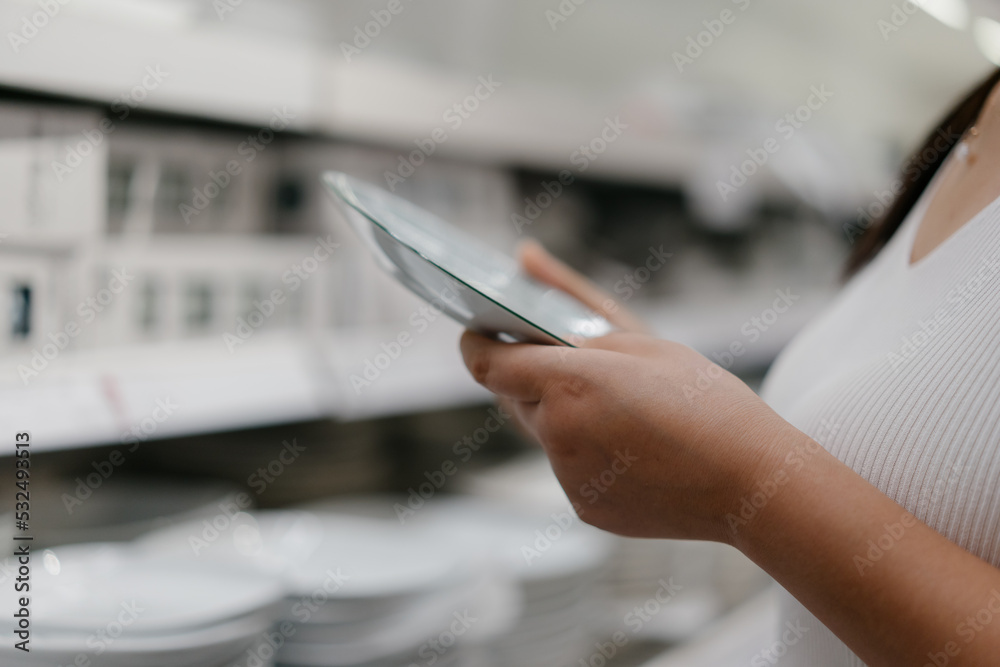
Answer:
[463,328,1000,667]
[518,239,651,335]
[463,248,1000,667]
[460,329,795,543]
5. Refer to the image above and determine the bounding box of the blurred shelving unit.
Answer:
[0,1,320,131]
[0,1,710,185]
[0,1,850,452]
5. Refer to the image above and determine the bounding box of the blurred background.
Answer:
[0,0,997,665]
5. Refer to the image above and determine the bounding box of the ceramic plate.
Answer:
[323,172,613,346]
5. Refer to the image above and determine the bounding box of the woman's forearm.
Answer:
[732,425,1000,666]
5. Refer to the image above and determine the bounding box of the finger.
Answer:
[518,239,609,314]
[460,330,566,402]
[518,240,651,335]
[581,331,665,358]
[601,303,652,336]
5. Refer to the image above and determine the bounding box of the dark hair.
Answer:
[845,68,1000,277]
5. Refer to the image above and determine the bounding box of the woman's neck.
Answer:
[908,76,1000,265]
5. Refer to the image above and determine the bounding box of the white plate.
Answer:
[322,172,613,346]
[0,609,276,666]
[413,498,613,582]
[0,542,285,635]
[138,511,464,600]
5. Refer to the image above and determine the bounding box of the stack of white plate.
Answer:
[0,542,286,667]
[302,494,615,667]
[406,498,614,667]
[461,453,772,643]
[138,510,509,667]
[602,537,727,642]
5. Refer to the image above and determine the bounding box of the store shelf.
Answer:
[313,56,706,188]
[0,5,838,449]
[0,1,320,130]
[0,3,712,188]
[0,282,835,451]
[0,333,322,451]
[0,322,491,452]
[321,319,492,421]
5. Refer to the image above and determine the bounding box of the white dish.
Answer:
[2,610,275,666]
[138,511,464,600]
[414,498,613,581]
[322,171,613,346]
[0,542,284,635]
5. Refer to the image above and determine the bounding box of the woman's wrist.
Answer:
[720,416,828,552]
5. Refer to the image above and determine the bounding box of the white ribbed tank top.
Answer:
[758,163,1000,665]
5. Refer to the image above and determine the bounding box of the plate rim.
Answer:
[322,170,612,347]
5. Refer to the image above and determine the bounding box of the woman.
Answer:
[461,67,1000,666]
